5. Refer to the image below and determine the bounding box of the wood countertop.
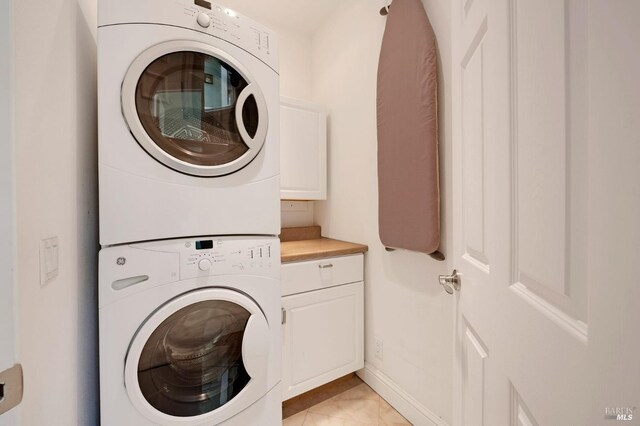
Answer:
[280,226,368,263]
[281,237,368,263]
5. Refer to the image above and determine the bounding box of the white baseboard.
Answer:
[357,362,449,426]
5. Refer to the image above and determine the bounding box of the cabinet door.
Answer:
[282,281,364,401]
[280,97,327,200]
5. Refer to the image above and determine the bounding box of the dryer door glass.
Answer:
[136,300,251,417]
[135,51,259,168]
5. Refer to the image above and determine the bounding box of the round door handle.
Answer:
[438,269,461,294]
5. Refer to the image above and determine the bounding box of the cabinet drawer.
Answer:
[281,254,363,296]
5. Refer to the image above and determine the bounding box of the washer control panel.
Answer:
[180,237,278,279]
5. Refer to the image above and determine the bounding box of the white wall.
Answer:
[277,27,313,100]
[311,1,453,423]
[13,0,99,423]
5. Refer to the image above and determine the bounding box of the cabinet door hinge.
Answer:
[281,308,287,325]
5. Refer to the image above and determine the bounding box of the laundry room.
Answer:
[2,0,639,425]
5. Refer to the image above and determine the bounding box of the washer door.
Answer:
[124,288,271,425]
[122,40,269,177]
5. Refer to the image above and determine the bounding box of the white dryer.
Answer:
[98,0,280,246]
[99,236,281,425]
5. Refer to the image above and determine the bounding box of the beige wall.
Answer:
[311,0,453,422]
[13,0,99,423]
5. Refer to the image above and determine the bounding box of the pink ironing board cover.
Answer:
[377,0,440,254]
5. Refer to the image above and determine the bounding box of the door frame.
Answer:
[0,0,19,421]
[0,0,16,367]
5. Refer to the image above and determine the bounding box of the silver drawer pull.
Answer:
[318,263,334,269]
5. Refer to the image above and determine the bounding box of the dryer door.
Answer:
[121,40,269,177]
[124,287,271,426]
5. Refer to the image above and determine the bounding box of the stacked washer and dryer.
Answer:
[97,0,281,424]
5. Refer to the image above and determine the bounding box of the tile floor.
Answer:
[283,376,411,425]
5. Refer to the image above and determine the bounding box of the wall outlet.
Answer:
[375,337,383,360]
[281,200,309,212]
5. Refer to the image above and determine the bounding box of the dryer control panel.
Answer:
[98,0,279,71]
[184,0,275,66]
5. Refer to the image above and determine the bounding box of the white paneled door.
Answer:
[452,0,640,425]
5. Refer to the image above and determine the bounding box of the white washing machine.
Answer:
[98,0,280,246]
[99,236,281,425]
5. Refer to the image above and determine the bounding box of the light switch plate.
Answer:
[40,236,59,286]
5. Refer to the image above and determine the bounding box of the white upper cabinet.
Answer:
[280,97,327,200]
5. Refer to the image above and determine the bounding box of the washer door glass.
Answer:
[122,41,269,177]
[137,300,251,417]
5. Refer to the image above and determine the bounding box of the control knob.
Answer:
[196,12,211,28]
[198,258,212,271]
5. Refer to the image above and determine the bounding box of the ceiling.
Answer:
[218,0,348,36]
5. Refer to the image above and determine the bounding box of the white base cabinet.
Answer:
[281,254,364,401]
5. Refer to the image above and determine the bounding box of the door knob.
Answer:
[438,269,461,294]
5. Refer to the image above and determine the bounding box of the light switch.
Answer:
[40,236,59,286]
